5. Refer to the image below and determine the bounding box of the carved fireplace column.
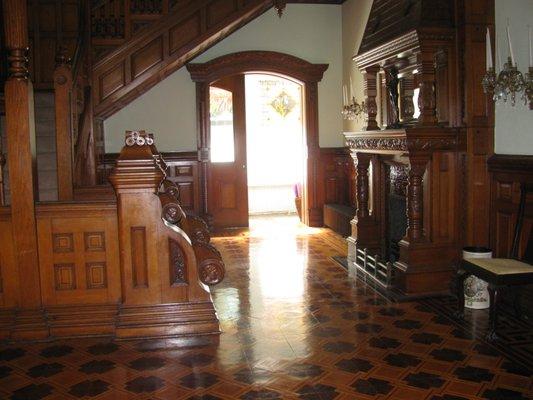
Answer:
[361,66,380,131]
[354,152,371,219]
[406,155,429,242]
[416,48,437,126]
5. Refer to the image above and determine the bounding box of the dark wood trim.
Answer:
[187,51,328,227]
[488,154,533,174]
[104,151,198,163]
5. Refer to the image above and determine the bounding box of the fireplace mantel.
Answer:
[343,127,463,155]
[344,127,464,295]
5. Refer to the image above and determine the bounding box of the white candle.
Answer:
[349,76,354,100]
[507,24,516,66]
[342,85,347,106]
[527,25,533,68]
[486,27,493,70]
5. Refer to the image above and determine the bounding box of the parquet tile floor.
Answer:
[0,216,531,399]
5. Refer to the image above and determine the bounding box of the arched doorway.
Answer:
[187,51,328,228]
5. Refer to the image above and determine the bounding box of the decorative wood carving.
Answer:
[389,162,409,197]
[54,264,76,291]
[353,153,371,219]
[52,233,75,253]
[168,238,187,286]
[406,156,428,242]
[84,232,106,252]
[187,51,328,227]
[86,262,108,289]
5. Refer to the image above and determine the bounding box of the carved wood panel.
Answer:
[36,203,120,305]
[92,0,272,118]
[131,226,149,288]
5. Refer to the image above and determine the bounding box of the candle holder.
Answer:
[524,67,533,110]
[342,97,367,120]
[482,57,528,107]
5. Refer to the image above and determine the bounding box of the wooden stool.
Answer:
[455,183,533,341]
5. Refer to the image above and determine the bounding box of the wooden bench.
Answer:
[324,203,356,237]
[455,183,533,340]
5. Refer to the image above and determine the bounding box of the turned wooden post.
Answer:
[2,0,42,307]
[54,46,74,200]
[416,49,437,125]
[354,152,371,218]
[361,66,379,131]
[400,75,415,122]
[406,156,429,241]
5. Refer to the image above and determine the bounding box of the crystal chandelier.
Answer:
[482,26,533,109]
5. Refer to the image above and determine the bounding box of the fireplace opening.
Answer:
[385,163,408,263]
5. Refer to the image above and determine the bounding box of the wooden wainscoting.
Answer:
[98,151,200,214]
[36,202,121,337]
[0,207,17,310]
[319,148,356,236]
[488,154,533,318]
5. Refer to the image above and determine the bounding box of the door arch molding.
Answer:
[187,51,328,227]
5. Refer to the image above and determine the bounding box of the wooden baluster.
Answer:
[400,75,415,122]
[416,48,438,125]
[2,0,42,308]
[406,156,429,242]
[54,47,74,200]
[361,65,379,131]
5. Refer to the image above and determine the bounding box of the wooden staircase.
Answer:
[91,0,273,118]
[0,0,276,199]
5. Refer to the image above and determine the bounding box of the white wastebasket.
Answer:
[462,247,492,309]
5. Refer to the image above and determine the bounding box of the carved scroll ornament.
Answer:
[125,130,154,146]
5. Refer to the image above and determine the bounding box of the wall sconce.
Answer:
[482,25,533,109]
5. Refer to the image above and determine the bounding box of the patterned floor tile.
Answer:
[0,216,531,399]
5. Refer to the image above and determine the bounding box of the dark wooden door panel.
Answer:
[209,74,248,228]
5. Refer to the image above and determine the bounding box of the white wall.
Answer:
[104,4,343,152]
[341,0,373,133]
[494,0,533,155]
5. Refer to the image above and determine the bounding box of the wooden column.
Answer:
[361,66,379,131]
[0,146,5,205]
[406,155,429,242]
[2,0,42,308]
[354,152,371,219]
[54,47,74,200]
[416,48,438,126]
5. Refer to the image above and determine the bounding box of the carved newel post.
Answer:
[109,131,222,338]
